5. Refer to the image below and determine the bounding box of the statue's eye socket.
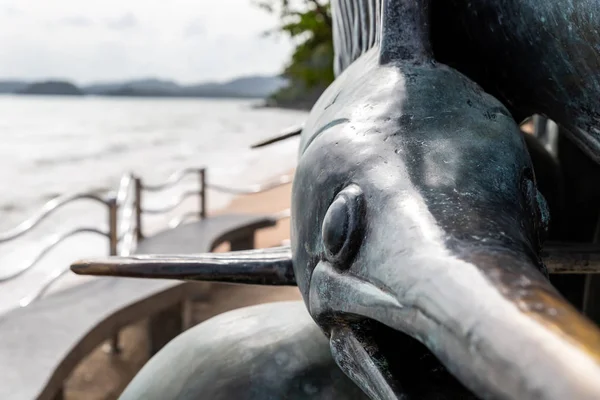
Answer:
[322,184,364,267]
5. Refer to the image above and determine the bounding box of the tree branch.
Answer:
[307,0,332,28]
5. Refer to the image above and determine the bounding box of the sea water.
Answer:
[0,95,306,314]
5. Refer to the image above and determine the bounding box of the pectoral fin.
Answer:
[250,125,303,148]
[71,246,296,286]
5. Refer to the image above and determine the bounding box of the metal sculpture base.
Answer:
[119,301,482,399]
[119,301,366,400]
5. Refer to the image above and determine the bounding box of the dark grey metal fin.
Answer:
[71,246,296,286]
[332,0,433,74]
[378,0,433,65]
[250,125,303,149]
[332,0,380,76]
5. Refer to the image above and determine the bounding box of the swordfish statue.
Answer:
[72,0,600,398]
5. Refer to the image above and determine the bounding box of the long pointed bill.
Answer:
[71,246,296,286]
[310,248,600,399]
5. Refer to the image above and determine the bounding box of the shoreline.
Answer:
[0,96,306,233]
[0,93,306,316]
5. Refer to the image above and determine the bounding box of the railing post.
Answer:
[200,168,207,219]
[108,196,118,256]
[135,177,144,240]
[106,195,122,355]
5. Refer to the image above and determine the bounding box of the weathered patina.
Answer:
[71,0,600,399]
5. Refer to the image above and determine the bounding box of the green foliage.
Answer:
[254,0,334,107]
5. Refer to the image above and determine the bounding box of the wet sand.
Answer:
[65,174,302,400]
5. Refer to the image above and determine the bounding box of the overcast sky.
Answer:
[0,0,295,84]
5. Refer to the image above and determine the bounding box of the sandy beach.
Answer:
[64,171,302,400]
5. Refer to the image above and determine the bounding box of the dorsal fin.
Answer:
[250,124,303,149]
[332,0,432,75]
[332,0,380,76]
[379,0,433,64]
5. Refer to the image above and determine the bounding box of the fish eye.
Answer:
[321,184,365,267]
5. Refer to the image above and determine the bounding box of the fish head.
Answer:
[290,53,600,399]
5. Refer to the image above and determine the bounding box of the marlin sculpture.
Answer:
[72,0,600,399]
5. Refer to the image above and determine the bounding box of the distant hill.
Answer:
[83,79,181,95]
[18,81,83,96]
[224,76,289,96]
[0,75,288,99]
[182,76,289,98]
[0,80,29,94]
[84,75,288,98]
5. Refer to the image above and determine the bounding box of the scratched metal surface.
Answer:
[292,0,600,398]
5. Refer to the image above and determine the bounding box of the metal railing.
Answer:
[135,167,205,239]
[0,167,293,308]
